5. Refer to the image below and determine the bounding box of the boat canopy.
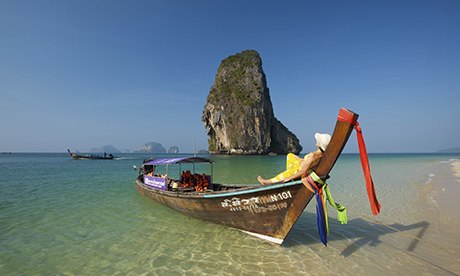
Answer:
[144,156,214,165]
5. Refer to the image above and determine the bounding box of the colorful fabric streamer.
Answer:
[355,122,381,215]
[304,171,348,246]
[304,175,328,246]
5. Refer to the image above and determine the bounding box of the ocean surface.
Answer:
[1,152,460,275]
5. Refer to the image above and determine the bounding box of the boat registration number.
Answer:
[220,191,292,213]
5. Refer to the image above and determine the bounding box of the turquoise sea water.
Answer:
[1,153,460,275]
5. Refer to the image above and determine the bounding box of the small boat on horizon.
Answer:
[67,149,115,160]
[134,108,380,245]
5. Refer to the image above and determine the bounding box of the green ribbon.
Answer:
[309,171,348,233]
[323,184,348,225]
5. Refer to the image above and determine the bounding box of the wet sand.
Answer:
[430,160,460,222]
[453,161,460,178]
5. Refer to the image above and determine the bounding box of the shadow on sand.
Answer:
[283,212,430,257]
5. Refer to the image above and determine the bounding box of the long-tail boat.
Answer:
[67,149,115,160]
[135,108,380,244]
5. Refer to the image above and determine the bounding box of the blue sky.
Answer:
[1,0,459,153]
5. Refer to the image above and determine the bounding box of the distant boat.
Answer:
[135,108,376,244]
[67,149,115,160]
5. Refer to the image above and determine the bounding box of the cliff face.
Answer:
[202,50,302,155]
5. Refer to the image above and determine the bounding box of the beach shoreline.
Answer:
[429,160,460,223]
[452,161,460,178]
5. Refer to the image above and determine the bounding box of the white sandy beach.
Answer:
[452,161,460,178]
[430,160,460,222]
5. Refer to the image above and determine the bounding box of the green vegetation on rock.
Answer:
[209,50,263,107]
[202,50,302,155]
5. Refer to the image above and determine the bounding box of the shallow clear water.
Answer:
[1,153,459,275]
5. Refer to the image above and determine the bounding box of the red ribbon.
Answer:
[355,122,381,215]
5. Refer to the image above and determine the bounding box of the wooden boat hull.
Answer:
[70,154,114,160]
[136,178,314,243]
[135,108,360,244]
[67,149,114,160]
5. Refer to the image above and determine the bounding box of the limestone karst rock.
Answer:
[202,50,302,155]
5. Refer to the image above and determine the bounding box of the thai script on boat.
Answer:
[221,197,260,208]
[220,191,292,213]
[143,175,167,190]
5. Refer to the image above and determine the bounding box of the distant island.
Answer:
[133,142,167,154]
[82,142,210,154]
[437,147,460,153]
[91,145,121,153]
[168,146,179,154]
[87,143,188,154]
